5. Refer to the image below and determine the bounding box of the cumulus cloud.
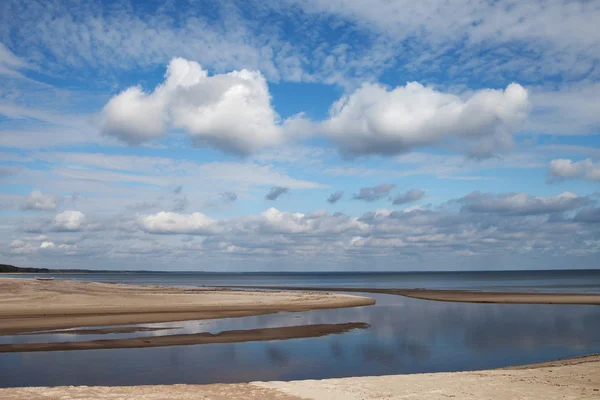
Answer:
[244,208,368,235]
[548,159,600,182]
[53,210,86,231]
[458,192,591,216]
[392,189,426,205]
[266,186,289,201]
[102,58,284,154]
[102,86,167,144]
[101,59,531,158]
[354,184,395,202]
[21,190,58,211]
[140,211,216,234]
[327,191,344,203]
[322,82,529,158]
[38,241,79,255]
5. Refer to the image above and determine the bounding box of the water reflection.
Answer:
[1,293,600,387]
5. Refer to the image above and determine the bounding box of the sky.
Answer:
[1,0,599,271]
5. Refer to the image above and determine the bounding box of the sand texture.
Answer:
[0,278,375,334]
[1,355,599,399]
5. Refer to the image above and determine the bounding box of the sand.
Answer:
[1,355,598,399]
[2,278,600,398]
[223,286,600,305]
[0,322,369,352]
[0,278,375,334]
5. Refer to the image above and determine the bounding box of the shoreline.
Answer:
[1,354,598,399]
[220,286,600,305]
[0,278,375,334]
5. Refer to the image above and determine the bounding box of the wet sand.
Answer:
[23,326,181,335]
[0,322,369,352]
[0,278,375,334]
[1,355,598,399]
[223,286,600,305]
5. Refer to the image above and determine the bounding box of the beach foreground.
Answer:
[1,355,598,399]
[0,278,374,335]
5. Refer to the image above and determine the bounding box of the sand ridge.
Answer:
[0,278,375,334]
[0,322,369,352]
[221,285,600,305]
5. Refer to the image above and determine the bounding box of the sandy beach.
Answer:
[0,278,374,335]
[2,278,600,398]
[225,286,600,305]
[1,355,598,399]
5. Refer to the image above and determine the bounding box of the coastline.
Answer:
[0,278,375,334]
[221,286,600,305]
[2,278,600,397]
[1,354,598,399]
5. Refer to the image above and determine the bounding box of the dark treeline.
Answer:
[0,264,50,273]
[0,264,132,274]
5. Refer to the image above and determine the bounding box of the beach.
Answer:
[1,355,599,399]
[0,278,374,335]
[2,277,600,398]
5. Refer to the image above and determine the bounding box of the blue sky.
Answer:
[1,0,599,271]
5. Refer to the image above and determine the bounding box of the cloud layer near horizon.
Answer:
[5,189,599,270]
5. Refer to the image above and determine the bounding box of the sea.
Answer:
[1,269,600,387]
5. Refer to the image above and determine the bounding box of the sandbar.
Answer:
[0,322,369,352]
[0,278,375,334]
[222,286,600,305]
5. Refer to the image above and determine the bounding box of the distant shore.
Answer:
[1,355,598,399]
[0,278,375,335]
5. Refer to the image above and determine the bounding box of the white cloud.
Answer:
[101,60,532,158]
[322,82,529,157]
[40,241,55,249]
[548,159,600,182]
[5,189,600,269]
[102,86,167,144]
[249,208,368,234]
[21,190,58,211]
[102,58,285,154]
[140,211,217,235]
[54,210,85,231]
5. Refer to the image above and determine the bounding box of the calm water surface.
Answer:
[1,270,600,387]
